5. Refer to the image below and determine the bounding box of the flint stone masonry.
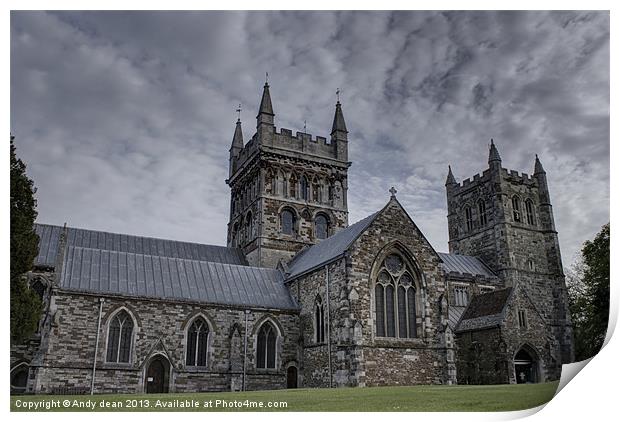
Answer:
[26,291,299,394]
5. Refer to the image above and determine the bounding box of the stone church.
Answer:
[11,81,573,394]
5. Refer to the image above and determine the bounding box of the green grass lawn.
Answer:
[11,381,559,412]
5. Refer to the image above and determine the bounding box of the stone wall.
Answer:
[447,161,573,369]
[26,291,300,394]
[287,199,456,387]
[455,286,555,384]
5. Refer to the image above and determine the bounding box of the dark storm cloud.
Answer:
[10,11,609,266]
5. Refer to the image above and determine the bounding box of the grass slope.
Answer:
[11,381,559,412]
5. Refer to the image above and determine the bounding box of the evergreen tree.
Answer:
[567,223,610,361]
[10,135,42,342]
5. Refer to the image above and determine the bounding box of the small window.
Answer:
[106,310,134,363]
[454,286,469,306]
[525,200,535,225]
[315,299,325,343]
[512,196,521,222]
[518,309,528,328]
[527,259,535,271]
[478,200,487,227]
[281,209,296,235]
[256,322,277,369]
[465,207,473,231]
[186,317,210,367]
[315,214,329,240]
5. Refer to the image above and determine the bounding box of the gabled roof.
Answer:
[438,253,496,278]
[286,212,380,280]
[455,287,513,332]
[60,245,297,310]
[34,223,248,268]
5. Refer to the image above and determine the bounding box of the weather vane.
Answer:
[265,72,269,84]
[236,104,242,120]
[336,88,341,102]
[303,120,307,134]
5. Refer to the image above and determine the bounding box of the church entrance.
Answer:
[514,348,538,384]
[145,355,170,393]
[286,366,298,389]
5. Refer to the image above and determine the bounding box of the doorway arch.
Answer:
[286,365,298,389]
[513,346,539,384]
[145,354,171,393]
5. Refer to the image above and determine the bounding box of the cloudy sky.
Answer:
[10,11,609,267]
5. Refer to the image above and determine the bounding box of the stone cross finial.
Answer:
[389,186,397,197]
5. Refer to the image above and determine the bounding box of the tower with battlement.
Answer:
[226,81,350,268]
[446,141,574,373]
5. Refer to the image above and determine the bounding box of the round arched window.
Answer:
[281,209,296,235]
[315,214,329,240]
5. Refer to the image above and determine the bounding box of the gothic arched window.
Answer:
[245,212,253,241]
[289,174,297,198]
[478,200,487,227]
[186,317,210,367]
[315,214,329,240]
[281,208,296,236]
[106,310,134,363]
[512,196,521,222]
[315,298,325,343]
[374,253,418,339]
[256,321,277,369]
[525,199,535,225]
[300,175,309,201]
[465,206,473,232]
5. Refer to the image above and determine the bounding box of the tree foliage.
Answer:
[567,223,610,361]
[10,136,42,343]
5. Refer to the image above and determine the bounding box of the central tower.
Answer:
[226,81,350,268]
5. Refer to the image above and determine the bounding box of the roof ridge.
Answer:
[34,222,237,252]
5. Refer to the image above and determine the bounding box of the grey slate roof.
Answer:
[34,223,247,268]
[286,212,379,280]
[438,253,496,278]
[59,246,297,310]
[455,288,513,332]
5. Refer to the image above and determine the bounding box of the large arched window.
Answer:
[300,175,309,201]
[281,208,296,235]
[256,321,277,369]
[478,200,487,227]
[465,206,473,232]
[186,317,210,367]
[106,310,134,363]
[315,214,329,240]
[512,196,521,222]
[374,253,418,339]
[525,199,535,225]
[315,298,325,343]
